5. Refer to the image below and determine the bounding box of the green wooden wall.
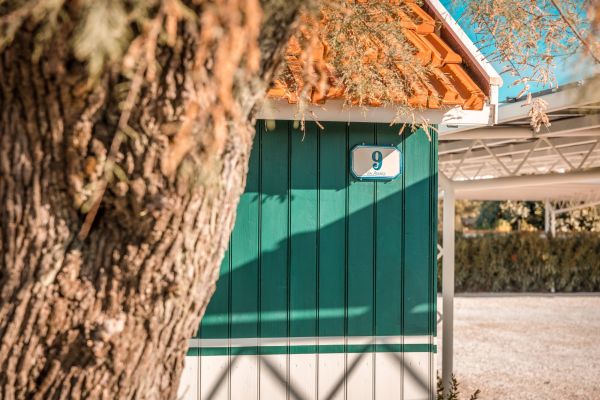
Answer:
[196,120,438,354]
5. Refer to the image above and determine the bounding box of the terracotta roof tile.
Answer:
[268,1,487,111]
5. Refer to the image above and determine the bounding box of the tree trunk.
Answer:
[0,1,304,398]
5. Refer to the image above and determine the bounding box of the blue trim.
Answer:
[350,144,402,181]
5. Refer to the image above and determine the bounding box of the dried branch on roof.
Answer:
[269,0,487,124]
[273,0,437,109]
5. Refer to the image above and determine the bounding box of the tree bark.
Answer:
[0,1,304,398]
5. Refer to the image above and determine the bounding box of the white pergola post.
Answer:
[441,177,455,397]
[550,207,556,237]
[545,201,552,235]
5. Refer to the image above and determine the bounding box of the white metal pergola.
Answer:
[438,77,600,394]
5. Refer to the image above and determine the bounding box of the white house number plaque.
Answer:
[350,145,402,181]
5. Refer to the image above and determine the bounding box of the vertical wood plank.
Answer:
[317,122,347,400]
[429,128,439,400]
[178,350,199,400]
[199,246,230,400]
[403,127,433,399]
[347,123,376,400]
[403,127,432,336]
[230,122,261,400]
[289,122,319,400]
[260,121,290,400]
[374,124,405,400]
[200,354,230,400]
[402,352,432,400]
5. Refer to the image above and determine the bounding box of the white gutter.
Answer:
[258,99,494,125]
[439,77,600,138]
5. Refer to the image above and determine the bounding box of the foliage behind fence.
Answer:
[439,232,600,292]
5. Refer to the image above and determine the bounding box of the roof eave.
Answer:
[259,0,502,126]
[424,0,502,90]
[425,0,502,124]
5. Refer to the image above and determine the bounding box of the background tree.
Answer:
[556,205,600,232]
[455,200,600,233]
[1,0,600,399]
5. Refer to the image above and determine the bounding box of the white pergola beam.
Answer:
[440,137,600,163]
[440,136,598,157]
[440,121,600,141]
[452,168,600,189]
[440,126,534,140]
[446,152,600,169]
[544,113,600,134]
[498,82,600,124]
[439,138,518,155]
[554,201,600,215]
[439,76,600,137]
[447,168,600,201]
[451,185,600,201]
[440,155,599,178]
[440,150,599,171]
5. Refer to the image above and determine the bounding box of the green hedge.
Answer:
[438,232,600,292]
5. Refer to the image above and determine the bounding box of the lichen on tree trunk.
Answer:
[0,1,305,398]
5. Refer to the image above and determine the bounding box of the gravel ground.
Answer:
[437,294,600,400]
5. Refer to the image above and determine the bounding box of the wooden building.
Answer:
[179,1,500,399]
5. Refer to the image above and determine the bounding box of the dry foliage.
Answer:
[289,1,434,107]
[458,0,600,95]
[274,0,438,132]
[528,97,551,133]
